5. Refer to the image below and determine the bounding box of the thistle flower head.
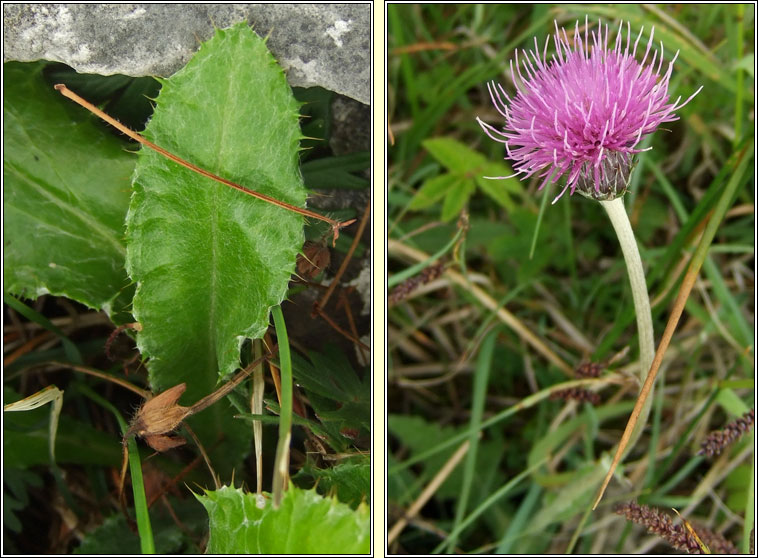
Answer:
[477,17,702,202]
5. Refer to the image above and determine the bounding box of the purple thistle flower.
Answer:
[477,18,702,202]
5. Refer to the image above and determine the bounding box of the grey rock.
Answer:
[3,3,370,105]
[330,96,370,155]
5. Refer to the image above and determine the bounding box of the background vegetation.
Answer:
[387,4,754,554]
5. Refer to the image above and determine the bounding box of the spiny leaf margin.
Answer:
[196,484,370,554]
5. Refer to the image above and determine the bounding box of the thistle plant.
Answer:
[477,18,701,502]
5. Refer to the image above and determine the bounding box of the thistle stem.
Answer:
[597,197,656,483]
[600,198,655,381]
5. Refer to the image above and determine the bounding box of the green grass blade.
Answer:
[77,384,154,554]
[744,455,755,553]
[271,305,293,508]
[432,458,548,554]
[447,329,497,551]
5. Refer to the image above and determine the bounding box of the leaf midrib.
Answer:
[205,58,240,387]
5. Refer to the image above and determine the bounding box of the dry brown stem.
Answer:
[54,84,353,245]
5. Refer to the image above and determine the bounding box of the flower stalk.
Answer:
[600,198,655,382]
[600,197,656,453]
